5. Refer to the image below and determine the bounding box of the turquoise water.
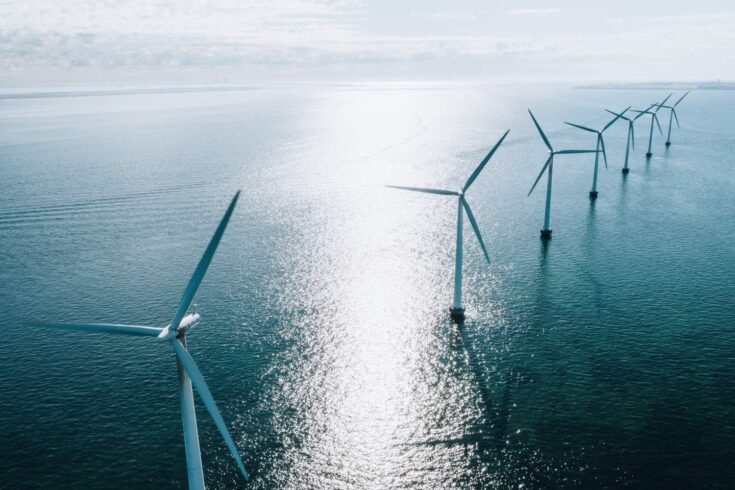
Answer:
[1,83,734,489]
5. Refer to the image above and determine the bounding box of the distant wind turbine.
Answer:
[32,192,248,490]
[527,110,599,239]
[605,106,648,174]
[657,91,689,147]
[387,130,509,321]
[564,107,629,198]
[633,95,670,158]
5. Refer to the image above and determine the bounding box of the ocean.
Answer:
[1,82,733,488]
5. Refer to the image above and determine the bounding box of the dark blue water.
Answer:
[1,83,734,489]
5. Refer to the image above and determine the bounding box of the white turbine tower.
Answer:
[387,130,509,321]
[634,95,670,158]
[527,110,599,239]
[657,91,689,147]
[564,107,628,198]
[604,106,648,174]
[33,192,248,490]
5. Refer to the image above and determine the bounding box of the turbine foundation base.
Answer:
[622,168,630,174]
[665,141,671,147]
[589,191,598,199]
[540,229,552,240]
[449,307,465,322]
[646,152,652,158]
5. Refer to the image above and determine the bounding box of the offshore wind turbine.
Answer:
[605,106,648,174]
[564,107,628,198]
[657,91,689,146]
[527,110,599,239]
[387,130,509,321]
[633,95,670,158]
[32,192,248,490]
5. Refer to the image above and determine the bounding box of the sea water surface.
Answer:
[1,83,734,489]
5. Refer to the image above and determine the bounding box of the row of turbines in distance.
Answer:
[31,92,689,489]
[388,91,689,321]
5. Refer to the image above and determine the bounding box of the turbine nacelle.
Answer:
[157,312,201,341]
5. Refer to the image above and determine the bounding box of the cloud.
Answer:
[0,0,546,70]
[507,8,560,15]
[0,28,549,70]
[0,1,733,81]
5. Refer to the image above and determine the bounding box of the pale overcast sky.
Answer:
[1,0,733,85]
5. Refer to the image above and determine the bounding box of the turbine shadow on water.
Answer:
[448,321,513,453]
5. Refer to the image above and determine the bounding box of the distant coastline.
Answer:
[577,81,735,91]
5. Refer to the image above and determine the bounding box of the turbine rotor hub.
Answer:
[156,313,201,341]
[157,325,176,341]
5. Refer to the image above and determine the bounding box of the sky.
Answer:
[1,0,734,86]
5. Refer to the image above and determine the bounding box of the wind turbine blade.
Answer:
[172,340,249,481]
[674,91,689,107]
[673,109,680,128]
[386,185,458,196]
[633,104,657,120]
[32,322,162,336]
[170,192,240,333]
[600,136,608,169]
[527,155,552,197]
[654,114,663,135]
[462,129,510,192]
[564,122,597,133]
[461,197,490,263]
[528,110,553,151]
[603,106,630,131]
[556,149,599,154]
[605,109,629,122]
[658,93,672,109]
